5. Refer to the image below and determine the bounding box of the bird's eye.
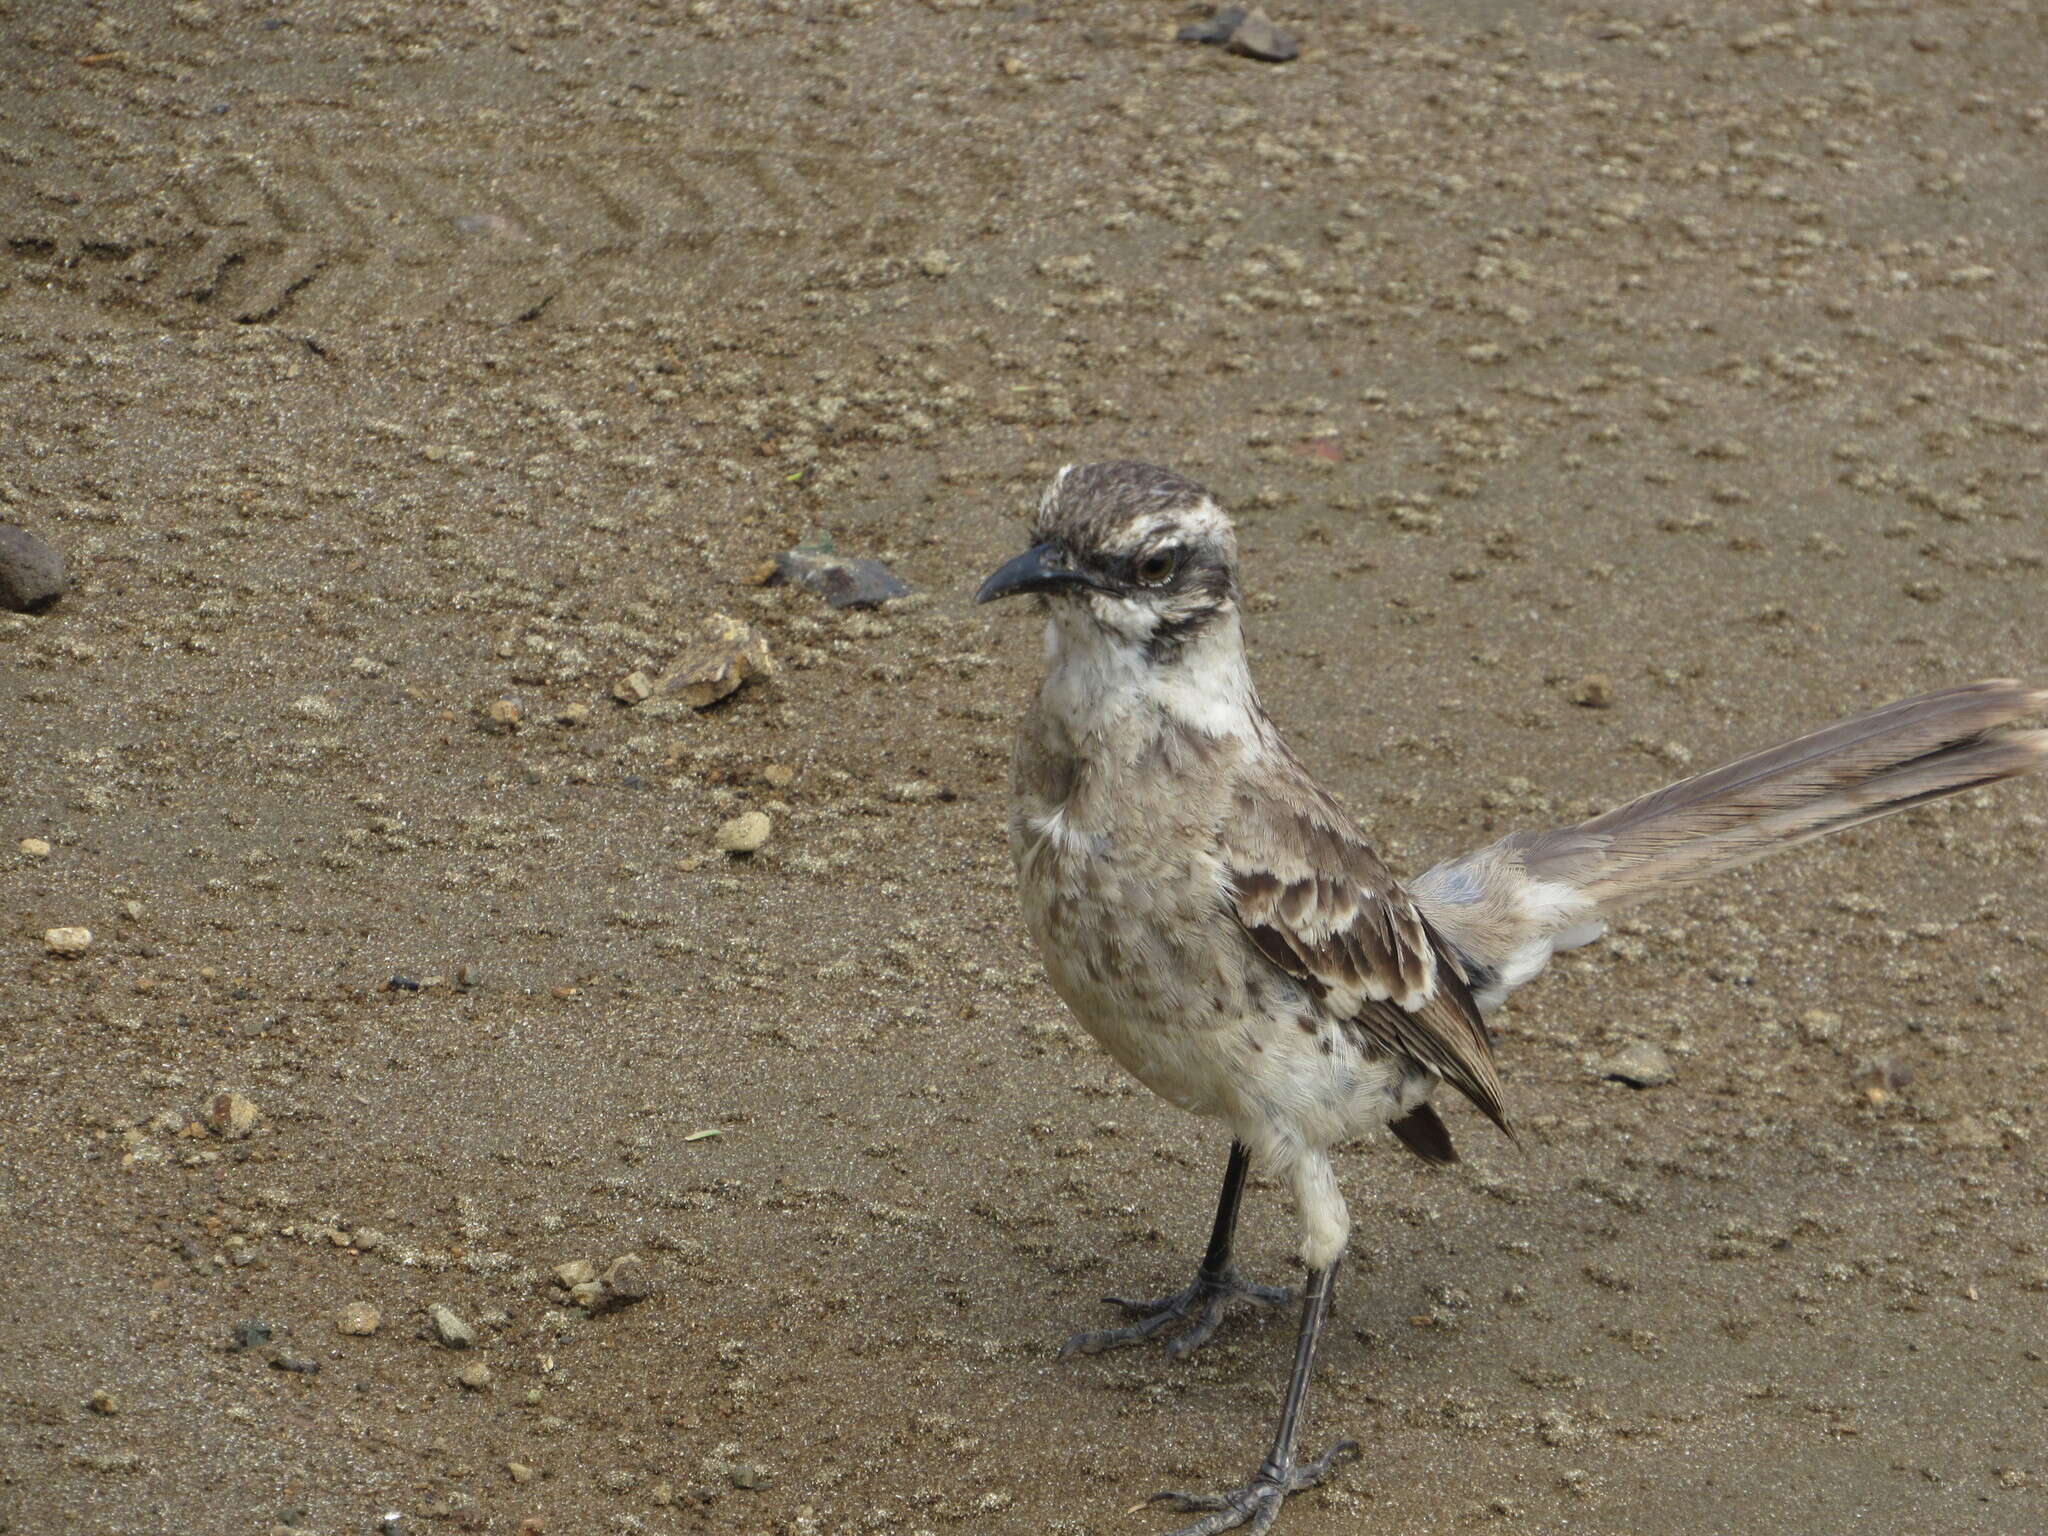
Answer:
[1134,549,1179,587]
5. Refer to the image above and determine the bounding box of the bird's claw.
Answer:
[1146,1440,1360,1536]
[1059,1269,1294,1359]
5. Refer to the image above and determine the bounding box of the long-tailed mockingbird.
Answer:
[975,460,2046,1536]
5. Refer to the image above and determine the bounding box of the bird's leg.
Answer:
[1146,1260,1359,1536]
[1061,1140,1292,1359]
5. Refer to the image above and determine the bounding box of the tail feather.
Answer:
[1522,679,2048,908]
[1416,679,2047,1010]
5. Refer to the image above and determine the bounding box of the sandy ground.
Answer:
[3,3,2046,1534]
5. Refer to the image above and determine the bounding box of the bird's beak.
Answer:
[975,542,1099,605]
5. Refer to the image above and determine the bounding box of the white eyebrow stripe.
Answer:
[1124,499,1229,548]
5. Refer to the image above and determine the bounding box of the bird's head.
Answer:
[975,461,1241,662]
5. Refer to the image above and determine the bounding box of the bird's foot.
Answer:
[1060,1268,1294,1359]
[1145,1439,1359,1536]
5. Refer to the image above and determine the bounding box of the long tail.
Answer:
[1414,679,2048,1011]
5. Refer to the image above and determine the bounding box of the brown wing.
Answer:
[1220,747,1512,1139]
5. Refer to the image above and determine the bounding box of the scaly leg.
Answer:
[1062,1140,1293,1359]
[1147,1259,1359,1535]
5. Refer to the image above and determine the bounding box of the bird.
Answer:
[974,459,2048,1536]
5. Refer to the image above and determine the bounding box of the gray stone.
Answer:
[603,1253,652,1304]
[0,525,67,612]
[1177,6,1301,64]
[1177,5,1245,45]
[428,1303,476,1349]
[769,540,908,609]
[1226,9,1301,62]
[1600,1041,1675,1088]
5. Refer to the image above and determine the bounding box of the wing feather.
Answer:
[1220,747,1512,1138]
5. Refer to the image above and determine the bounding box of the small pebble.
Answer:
[203,1091,261,1139]
[428,1304,476,1349]
[656,613,775,709]
[1570,675,1614,709]
[602,1254,652,1304]
[1944,1115,2002,1151]
[769,542,910,609]
[761,764,796,789]
[1178,4,1245,45]
[456,1361,493,1391]
[506,1461,536,1485]
[1178,5,1301,63]
[42,926,92,957]
[1600,1042,1674,1088]
[480,698,521,732]
[0,524,68,612]
[270,1352,320,1374]
[729,1462,772,1491]
[1225,8,1301,62]
[554,1259,598,1289]
[336,1302,382,1336]
[88,1388,119,1416]
[1799,1009,1842,1044]
[19,837,50,858]
[715,812,772,855]
[228,1320,273,1351]
[612,670,655,705]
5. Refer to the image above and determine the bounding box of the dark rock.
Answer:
[269,1352,321,1374]
[1177,5,1245,45]
[0,525,68,612]
[229,1320,273,1351]
[1177,6,1300,63]
[769,537,908,610]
